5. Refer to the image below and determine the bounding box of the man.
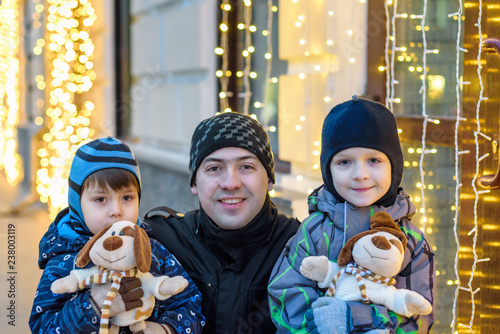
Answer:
[145,112,301,333]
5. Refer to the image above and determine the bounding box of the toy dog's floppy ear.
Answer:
[76,224,113,268]
[134,226,152,273]
[337,230,375,266]
[369,211,407,252]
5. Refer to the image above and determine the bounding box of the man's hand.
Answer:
[90,277,144,316]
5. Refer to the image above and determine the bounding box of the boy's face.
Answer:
[81,183,140,235]
[191,147,273,230]
[329,147,391,207]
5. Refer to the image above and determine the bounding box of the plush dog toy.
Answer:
[300,211,432,317]
[51,220,188,334]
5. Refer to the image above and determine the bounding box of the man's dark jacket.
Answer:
[145,196,300,334]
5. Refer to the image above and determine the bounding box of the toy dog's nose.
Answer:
[371,236,391,250]
[103,236,123,251]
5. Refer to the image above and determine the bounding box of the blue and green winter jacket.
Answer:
[268,186,435,333]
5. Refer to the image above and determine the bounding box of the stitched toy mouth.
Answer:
[363,245,389,260]
[97,252,127,264]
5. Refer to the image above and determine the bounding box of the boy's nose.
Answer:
[109,201,122,217]
[352,163,369,180]
[220,170,242,189]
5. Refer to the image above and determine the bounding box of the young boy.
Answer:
[29,137,204,334]
[268,97,435,333]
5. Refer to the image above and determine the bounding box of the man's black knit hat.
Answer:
[189,112,275,186]
[320,96,403,207]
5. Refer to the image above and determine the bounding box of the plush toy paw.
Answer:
[159,276,188,298]
[51,275,79,294]
[405,291,432,315]
[300,255,329,283]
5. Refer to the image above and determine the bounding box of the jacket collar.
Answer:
[197,195,277,269]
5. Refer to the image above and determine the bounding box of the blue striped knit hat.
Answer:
[68,137,141,235]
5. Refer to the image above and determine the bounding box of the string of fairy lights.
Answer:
[216,1,262,115]
[34,0,96,219]
[451,0,465,331]
[417,0,429,233]
[383,1,489,331]
[464,0,490,331]
[0,0,22,186]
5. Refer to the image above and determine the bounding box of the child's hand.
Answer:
[119,277,144,311]
[158,276,188,298]
[300,255,329,282]
[143,321,176,334]
[90,277,144,316]
[51,275,79,294]
[307,296,351,334]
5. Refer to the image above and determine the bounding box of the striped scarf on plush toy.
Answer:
[327,262,396,303]
[78,267,139,334]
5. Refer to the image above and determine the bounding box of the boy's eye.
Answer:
[368,158,381,163]
[123,195,133,201]
[337,160,350,165]
[95,197,105,202]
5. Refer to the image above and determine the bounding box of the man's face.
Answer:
[329,147,391,207]
[191,147,273,229]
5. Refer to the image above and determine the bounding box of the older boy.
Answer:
[268,97,435,333]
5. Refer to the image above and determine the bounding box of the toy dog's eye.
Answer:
[111,231,116,236]
[389,239,403,253]
[120,231,124,236]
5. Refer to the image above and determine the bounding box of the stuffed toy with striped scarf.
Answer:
[51,220,188,334]
[300,211,432,317]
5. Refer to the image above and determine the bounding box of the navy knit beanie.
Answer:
[189,112,275,186]
[68,137,141,234]
[320,96,403,207]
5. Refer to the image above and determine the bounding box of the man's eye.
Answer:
[241,164,254,170]
[207,166,220,172]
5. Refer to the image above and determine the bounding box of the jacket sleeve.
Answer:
[268,212,332,333]
[29,254,102,333]
[148,239,205,334]
[346,222,435,333]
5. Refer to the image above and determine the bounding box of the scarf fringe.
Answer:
[79,267,139,334]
